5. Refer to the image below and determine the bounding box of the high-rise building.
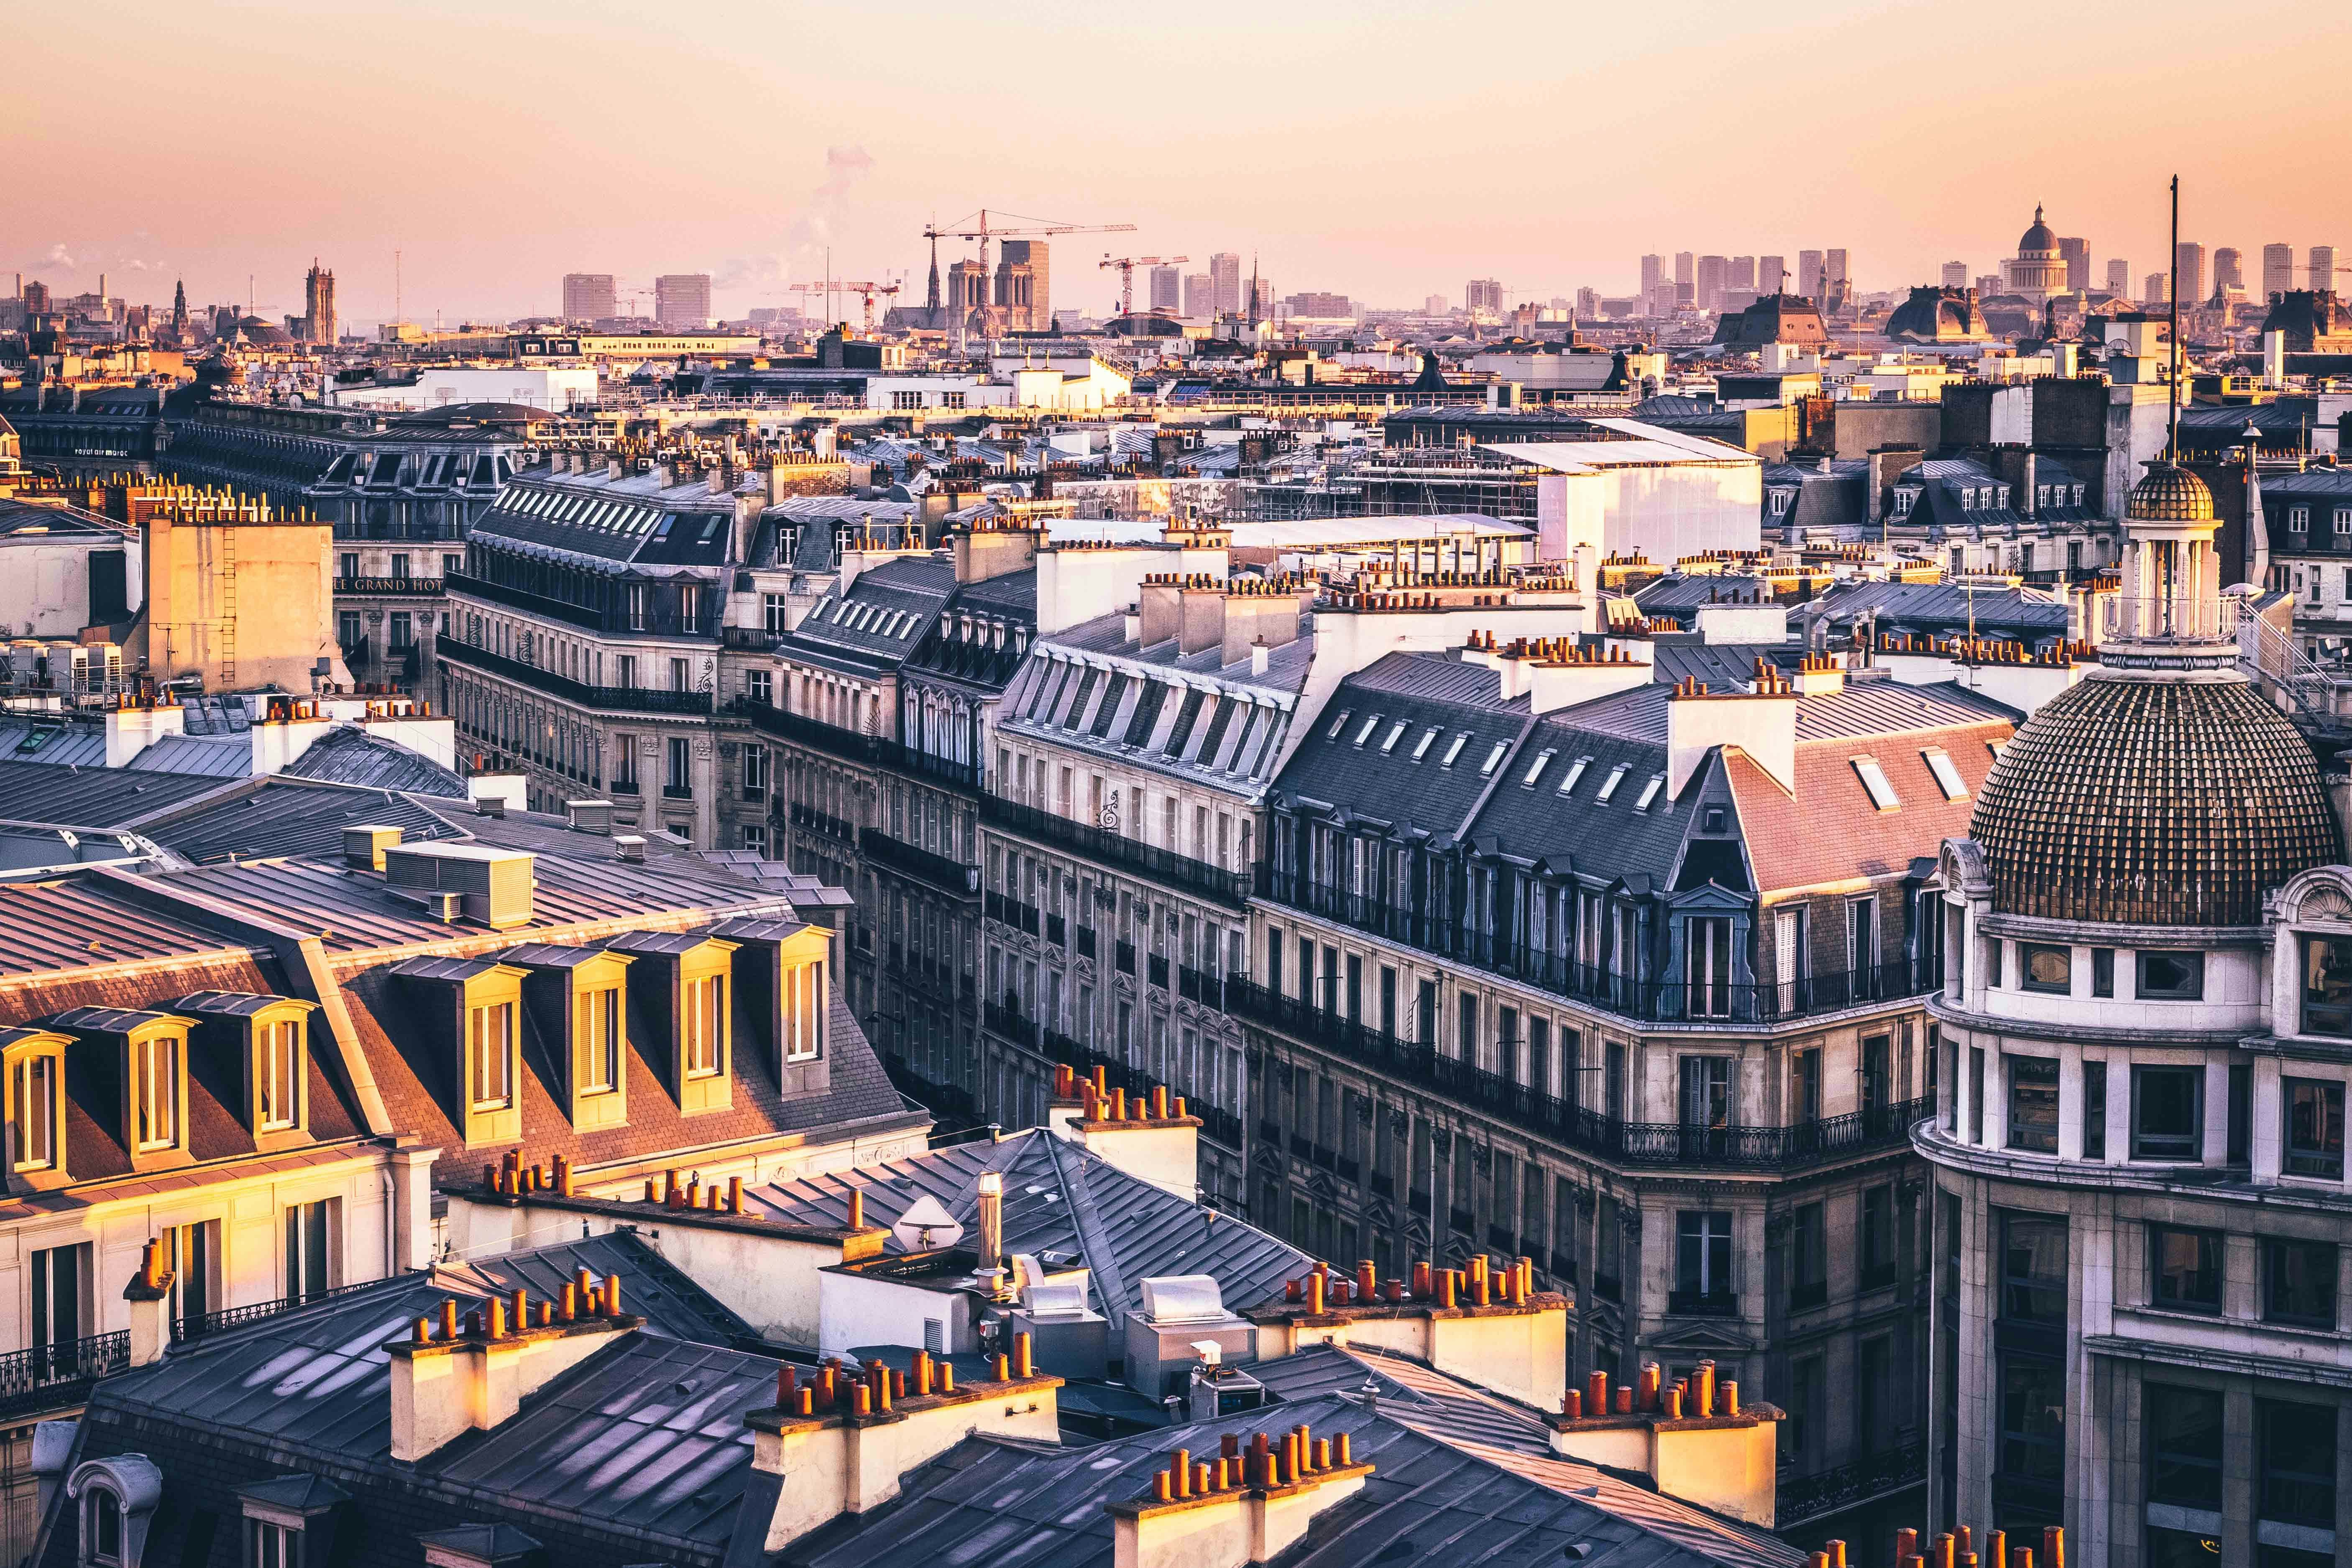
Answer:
[2263,243,2296,302]
[654,274,712,328]
[1694,255,1728,312]
[2058,236,2089,292]
[1148,265,1180,313]
[1759,254,1786,294]
[1672,252,1693,305]
[1728,256,1756,293]
[1824,248,1850,302]
[1942,261,1970,289]
[1183,273,1212,318]
[1208,253,1243,316]
[997,240,1050,330]
[1575,287,1599,319]
[562,273,617,322]
[2174,242,2205,307]
[1639,254,1664,297]
[2313,245,2339,295]
[2144,271,2169,309]
[1424,293,1447,316]
[1465,279,1505,316]
[1976,274,2003,298]
[2214,246,2244,299]
[1797,249,1824,301]
[303,260,336,344]
[2106,258,2132,296]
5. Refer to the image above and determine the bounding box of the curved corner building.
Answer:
[1921,460,2352,1567]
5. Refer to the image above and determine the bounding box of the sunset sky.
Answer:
[10,0,2347,324]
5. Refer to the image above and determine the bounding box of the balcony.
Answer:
[1778,1441,1927,1526]
[448,570,721,640]
[1178,965,1227,1008]
[1046,913,1066,947]
[1261,871,1938,1028]
[335,576,442,596]
[174,1277,400,1345]
[984,1000,1038,1049]
[789,802,855,841]
[437,633,713,715]
[981,796,1253,908]
[859,827,981,897]
[1115,939,1136,976]
[733,697,982,791]
[1147,954,1170,990]
[661,783,694,801]
[1667,1289,1738,1317]
[0,1332,129,1423]
[1076,927,1098,962]
[1228,978,1930,1172]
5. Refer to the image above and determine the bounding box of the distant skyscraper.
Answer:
[304,260,336,344]
[2314,246,2339,296]
[2173,243,2205,307]
[997,240,1050,330]
[563,273,617,321]
[1673,252,1693,305]
[1797,249,1824,301]
[2214,247,2244,298]
[2058,237,2089,292]
[1148,265,1180,313]
[1728,256,1756,293]
[2106,258,2132,296]
[1759,254,1786,294]
[2263,243,2296,302]
[1824,248,1850,299]
[1424,293,1447,315]
[1941,261,1969,289]
[1575,286,1599,319]
[1183,273,1212,318]
[1695,255,1728,312]
[654,274,712,328]
[1639,254,1665,297]
[2144,271,2169,310]
[1208,253,1243,316]
[1465,279,1504,316]
[1976,275,2002,298]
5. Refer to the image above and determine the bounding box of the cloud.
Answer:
[816,144,873,201]
[717,147,879,301]
[43,242,74,269]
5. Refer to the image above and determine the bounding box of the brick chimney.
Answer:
[1046,1065,1200,1199]
[1107,1425,1372,1568]
[1665,671,1797,796]
[1549,1359,1784,1528]
[388,1276,639,1462]
[1248,1257,1567,1416]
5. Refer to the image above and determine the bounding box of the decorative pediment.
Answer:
[1650,1319,1760,1353]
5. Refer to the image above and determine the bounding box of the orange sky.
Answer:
[8,0,2346,322]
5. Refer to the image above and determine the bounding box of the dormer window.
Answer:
[258,1019,300,1131]
[1892,490,1915,517]
[580,986,621,1095]
[2291,506,2310,535]
[683,975,726,1078]
[6,1036,61,1174]
[602,931,738,1113]
[496,945,631,1132]
[782,959,823,1062]
[469,1001,514,1110]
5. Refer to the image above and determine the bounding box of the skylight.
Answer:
[1595,764,1629,802]
[1556,756,1590,794]
[1439,734,1470,768]
[1522,748,1555,787]
[1326,709,1352,741]
[1479,742,1508,776]
[1923,747,1968,801]
[1380,721,1406,754]
[1353,715,1382,747]
[1852,755,1900,811]
[1411,727,1439,761]
[1634,774,1664,811]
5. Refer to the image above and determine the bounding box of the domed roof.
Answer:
[2018,205,2057,256]
[2128,461,2216,522]
[1970,674,2340,926]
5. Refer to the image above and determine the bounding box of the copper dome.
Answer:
[2127,462,2217,523]
[2018,205,2058,255]
[1971,674,2340,926]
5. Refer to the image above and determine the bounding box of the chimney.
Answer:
[976,1172,1005,1283]
[565,798,614,834]
[1138,576,1184,648]
[1665,674,1797,796]
[1790,651,1845,696]
[1219,583,1302,667]
[1107,1426,1372,1568]
[344,824,404,871]
[1178,582,1227,655]
[1524,644,1650,714]
[1249,1258,1567,1415]
[1550,1358,1784,1528]
[389,1282,639,1462]
[1056,1081,1202,1200]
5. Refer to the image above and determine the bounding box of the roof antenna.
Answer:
[2167,173,2181,466]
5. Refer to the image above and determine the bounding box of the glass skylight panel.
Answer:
[1380,721,1406,754]
[1634,774,1664,811]
[1522,748,1555,787]
[1439,734,1469,768]
[1923,747,1968,801]
[1852,756,1900,811]
[1557,756,1590,794]
[1326,709,1352,740]
[1411,726,1439,761]
[1479,741,1508,775]
[1595,764,1628,802]
[1353,715,1381,747]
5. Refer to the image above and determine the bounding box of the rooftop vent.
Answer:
[382,844,535,928]
[613,834,646,863]
[343,824,403,872]
[566,798,614,833]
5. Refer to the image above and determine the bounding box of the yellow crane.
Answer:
[1099,254,1189,315]
[789,280,902,330]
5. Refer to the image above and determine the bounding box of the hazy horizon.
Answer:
[11,0,2347,323]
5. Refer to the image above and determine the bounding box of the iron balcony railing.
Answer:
[859,827,980,896]
[1668,1289,1739,1317]
[1229,979,1928,1172]
[0,1332,129,1422]
[173,1276,401,1344]
[787,802,855,841]
[731,698,983,791]
[437,633,713,715]
[1778,1440,1928,1525]
[981,797,1253,908]
[448,570,723,640]
[1263,871,1938,1026]
[985,1000,1038,1049]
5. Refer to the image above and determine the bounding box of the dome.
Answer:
[1970,674,2340,926]
[2017,205,2058,256]
[2127,461,2216,523]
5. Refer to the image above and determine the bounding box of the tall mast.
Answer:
[2168,174,2181,463]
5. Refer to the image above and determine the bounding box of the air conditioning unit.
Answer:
[567,798,614,833]
[383,843,535,928]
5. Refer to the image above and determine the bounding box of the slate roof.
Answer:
[278,726,469,794]
[1275,654,1527,840]
[0,760,228,826]
[1813,578,2071,642]
[143,779,463,864]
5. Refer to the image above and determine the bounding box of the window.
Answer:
[1790,1202,1826,1309]
[258,1019,300,1131]
[1521,749,1554,787]
[387,611,413,650]
[2151,1226,2222,1312]
[2000,1212,2067,1324]
[133,1032,179,1150]
[285,1198,332,1301]
[666,736,690,791]
[2091,946,2114,998]
[1675,1210,1732,1304]
[2300,935,2352,1035]
[250,1519,301,1568]
[579,987,621,1094]
[1324,709,1352,741]
[338,551,359,579]
[1851,755,1899,810]
[2131,1065,2202,1161]
[1352,714,1380,747]
[1921,747,1967,800]
[2284,1078,2344,1177]
[469,1001,514,1110]
[2266,1239,2337,1328]
[782,962,822,1063]
[2288,505,2310,535]
[2018,944,2070,994]
[1860,1185,1896,1287]
[83,1486,124,1566]
[1410,726,1438,761]
[742,745,769,799]
[1556,756,1590,794]
[1595,764,1628,803]
[1687,918,1732,1016]
[1680,1056,1731,1130]
[31,1242,86,1354]
[13,1048,56,1169]
[684,973,726,1077]
[2136,949,2204,1000]
[2082,1060,2107,1160]
[443,553,462,578]
[1439,734,1468,768]
[746,669,773,706]
[2007,1056,2059,1152]
[2147,1384,2224,1509]
[2258,1399,2338,1531]
[1792,1046,1821,1123]
[1379,721,1406,754]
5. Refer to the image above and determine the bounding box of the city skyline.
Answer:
[9,0,2348,323]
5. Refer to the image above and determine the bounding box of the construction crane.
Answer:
[923,210,1137,277]
[789,280,902,330]
[1099,254,1188,315]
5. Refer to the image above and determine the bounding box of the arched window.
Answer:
[82,1485,123,1566]
[66,1457,159,1568]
